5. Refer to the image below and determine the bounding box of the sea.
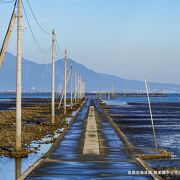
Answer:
[103,93,180,171]
[0,93,179,179]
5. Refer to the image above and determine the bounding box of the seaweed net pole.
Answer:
[145,76,158,148]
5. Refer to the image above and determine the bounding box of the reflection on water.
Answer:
[104,94,180,164]
[0,107,78,180]
[0,125,71,180]
[16,158,21,179]
[0,93,78,180]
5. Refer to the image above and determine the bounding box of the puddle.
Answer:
[0,110,77,180]
[0,136,53,180]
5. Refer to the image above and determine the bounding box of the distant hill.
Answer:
[0,52,180,92]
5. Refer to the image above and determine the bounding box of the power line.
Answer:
[55,37,63,56]
[26,0,51,35]
[55,40,63,63]
[54,42,59,60]
[22,0,52,54]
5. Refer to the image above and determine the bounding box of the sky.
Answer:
[1,0,180,84]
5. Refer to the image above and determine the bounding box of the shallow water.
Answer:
[0,92,72,99]
[0,127,67,180]
[103,93,180,169]
[104,93,180,104]
[0,137,52,180]
[0,108,76,180]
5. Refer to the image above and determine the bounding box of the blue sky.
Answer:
[1,0,180,84]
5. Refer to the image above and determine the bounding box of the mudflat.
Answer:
[0,98,81,156]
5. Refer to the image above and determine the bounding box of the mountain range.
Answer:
[0,52,180,92]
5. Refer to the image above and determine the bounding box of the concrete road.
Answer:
[26,99,151,180]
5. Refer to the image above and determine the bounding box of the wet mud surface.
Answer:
[0,98,81,156]
[105,101,180,179]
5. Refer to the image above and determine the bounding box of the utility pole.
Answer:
[84,81,86,98]
[74,70,77,105]
[80,75,82,101]
[51,29,55,124]
[81,79,83,99]
[79,75,81,101]
[77,73,80,104]
[80,79,82,100]
[83,81,84,98]
[64,49,67,115]
[83,80,85,99]
[70,64,73,109]
[16,0,22,151]
[80,76,82,100]
[79,74,81,102]
[81,80,83,99]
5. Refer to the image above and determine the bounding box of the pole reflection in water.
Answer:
[15,158,21,179]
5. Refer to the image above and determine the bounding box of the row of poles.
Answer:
[15,0,85,151]
[53,48,86,120]
[4,0,157,152]
[96,91,116,100]
[69,65,86,111]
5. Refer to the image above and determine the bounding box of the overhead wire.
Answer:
[26,0,51,35]
[1,0,64,62]
[55,37,63,56]
[55,40,65,101]
[25,0,65,60]
[22,0,52,54]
